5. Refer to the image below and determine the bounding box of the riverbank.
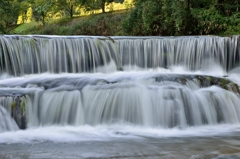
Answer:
[14,11,128,36]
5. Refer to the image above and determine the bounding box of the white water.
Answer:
[0,35,239,75]
[0,105,19,133]
[1,35,240,158]
[0,124,240,144]
[0,63,239,143]
[0,69,238,127]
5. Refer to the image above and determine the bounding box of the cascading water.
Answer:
[1,35,240,159]
[5,74,238,128]
[0,105,19,132]
[1,35,240,75]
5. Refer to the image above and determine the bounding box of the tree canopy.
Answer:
[122,0,240,35]
[1,0,240,35]
[56,0,87,18]
[0,0,20,33]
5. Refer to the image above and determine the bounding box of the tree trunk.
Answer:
[101,0,105,13]
[22,13,25,23]
[42,13,45,26]
[185,0,193,35]
[186,0,190,11]
[70,5,73,18]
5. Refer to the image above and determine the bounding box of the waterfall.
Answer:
[0,73,238,129]
[0,105,19,132]
[0,35,240,132]
[0,35,240,76]
[26,75,240,128]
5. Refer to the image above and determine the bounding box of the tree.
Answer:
[19,1,31,23]
[56,0,87,18]
[86,0,124,13]
[0,0,20,33]
[31,0,55,26]
[215,0,240,15]
[122,0,165,35]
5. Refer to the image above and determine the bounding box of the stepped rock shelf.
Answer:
[1,74,239,130]
[1,35,240,158]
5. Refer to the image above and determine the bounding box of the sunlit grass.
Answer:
[14,22,40,34]
[14,0,134,35]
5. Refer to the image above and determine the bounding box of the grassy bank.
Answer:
[13,7,240,36]
[14,11,128,36]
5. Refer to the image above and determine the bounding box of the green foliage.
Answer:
[6,0,240,36]
[56,0,87,18]
[191,7,228,35]
[85,0,124,13]
[142,1,163,34]
[33,0,55,26]
[121,0,195,35]
[20,101,25,112]
[70,13,126,35]
[191,0,215,8]
[0,0,20,33]
[30,13,126,35]
[0,21,6,34]
[19,1,31,23]
[220,78,228,89]
[121,0,240,36]
[39,24,71,35]
[170,0,193,35]
[223,13,240,35]
[14,22,39,34]
[121,7,143,35]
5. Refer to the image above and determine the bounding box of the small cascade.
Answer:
[0,35,240,76]
[0,36,118,75]
[0,96,26,129]
[0,105,19,132]
[0,74,237,129]
[0,96,14,113]
[81,83,240,128]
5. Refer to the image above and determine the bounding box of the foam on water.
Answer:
[0,60,228,86]
[0,124,239,144]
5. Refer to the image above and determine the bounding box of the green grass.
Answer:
[14,22,40,34]
[13,9,130,35]
[12,10,129,35]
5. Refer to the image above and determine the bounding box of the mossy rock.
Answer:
[153,74,240,95]
[11,101,16,110]
[20,101,25,112]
